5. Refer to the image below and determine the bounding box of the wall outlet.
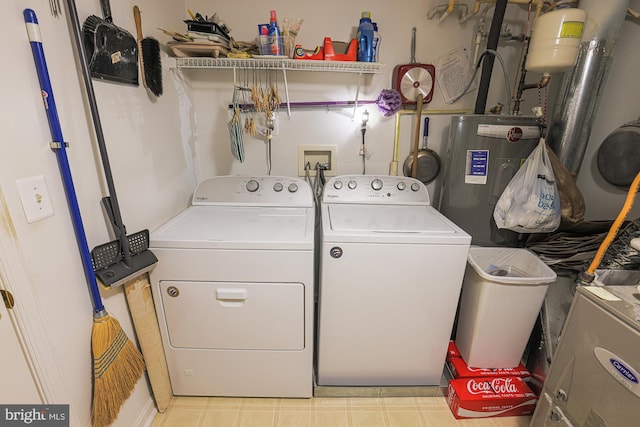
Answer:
[298,145,337,177]
[16,175,54,224]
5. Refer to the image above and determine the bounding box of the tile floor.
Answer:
[150,396,532,427]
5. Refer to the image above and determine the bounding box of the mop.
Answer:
[24,9,145,426]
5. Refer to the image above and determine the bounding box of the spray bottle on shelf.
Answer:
[268,9,284,55]
[356,11,374,62]
[372,22,381,62]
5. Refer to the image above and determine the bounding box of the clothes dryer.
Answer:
[149,176,315,397]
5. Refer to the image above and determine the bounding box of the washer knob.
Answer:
[333,180,343,190]
[410,182,421,192]
[273,182,284,192]
[246,179,260,192]
[397,181,406,191]
[288,183,299,193]
[371,178,383,191]
[347,180,357,189]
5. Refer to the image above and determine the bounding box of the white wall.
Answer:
[184,0,532,201]
[184,0,640,219]
[1,1,190,425]
[1,0,639,426]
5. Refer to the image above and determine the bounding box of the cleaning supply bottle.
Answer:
[356,11,374,62]
[268,10,283,55]
[372,22,381,62]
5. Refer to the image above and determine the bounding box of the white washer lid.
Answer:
[323,204,470,244]
[150,205,314,250]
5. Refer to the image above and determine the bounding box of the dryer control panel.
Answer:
[192,176,313,207]
[323,175,430,205]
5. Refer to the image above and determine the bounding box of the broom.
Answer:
[133,5,163,97]
[24,9,145,427]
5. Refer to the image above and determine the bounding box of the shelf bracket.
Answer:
[281,63,291,118]
[351,71,364,120]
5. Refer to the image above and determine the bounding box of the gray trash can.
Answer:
[455,247,557,369]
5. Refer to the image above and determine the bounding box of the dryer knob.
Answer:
[333,180,343,190]
[410,182,421,192]
[347,180,357,189]
[246,179,260,192]
[371,178,383,191]
[397,181,406,191]
[288,183,299,193]
[273,182,284,192]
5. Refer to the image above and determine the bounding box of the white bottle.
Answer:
[372,22,381,62]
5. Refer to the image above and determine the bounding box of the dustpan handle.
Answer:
[23,9,105,314]
[99,0,112,22]
[64,0,134,266]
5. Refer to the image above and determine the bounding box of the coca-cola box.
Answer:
[447,356,531,380]
[446,376,537,419]
[447,340,461,361]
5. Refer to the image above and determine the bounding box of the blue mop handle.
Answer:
[24,9,105,314]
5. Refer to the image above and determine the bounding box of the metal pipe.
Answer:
[546,0,629,174]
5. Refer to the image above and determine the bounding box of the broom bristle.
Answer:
[92,314,146,427]
[140,37,163,97]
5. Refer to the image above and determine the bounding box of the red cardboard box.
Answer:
[447,340,461,361]
[446,376,537,419]
[447,356,531,380]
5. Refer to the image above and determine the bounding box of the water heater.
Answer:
[438,115,540,247]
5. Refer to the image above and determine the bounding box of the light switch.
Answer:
[16,175,54,223]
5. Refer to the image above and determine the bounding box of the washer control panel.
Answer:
[192,176,313,207]
[323,175,430,205]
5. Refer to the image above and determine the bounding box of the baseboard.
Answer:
[135,398,160,427]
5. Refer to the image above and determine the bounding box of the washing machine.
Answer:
[316,175,471,386]
[149,176,315,397]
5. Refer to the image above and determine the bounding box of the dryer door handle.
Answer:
[216,288,248,301]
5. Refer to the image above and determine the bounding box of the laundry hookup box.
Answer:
[446,376,537,419]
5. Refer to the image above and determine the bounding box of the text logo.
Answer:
[507,127,523,142]
[1,405,69,426]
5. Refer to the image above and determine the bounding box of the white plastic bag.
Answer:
[493,138,561,233]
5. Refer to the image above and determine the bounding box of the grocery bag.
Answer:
[493,138,561,233]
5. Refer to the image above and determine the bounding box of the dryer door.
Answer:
[160,281,304,351]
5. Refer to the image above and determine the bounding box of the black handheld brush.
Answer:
[133,5,162,97]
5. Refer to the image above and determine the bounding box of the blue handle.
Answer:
[24,9,105,313]
[423,117,429,138]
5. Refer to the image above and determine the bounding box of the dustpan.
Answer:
[82,0,138,86]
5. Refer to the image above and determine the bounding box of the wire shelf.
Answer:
[174,57,384,73]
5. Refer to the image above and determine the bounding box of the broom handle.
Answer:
[23,9,105,314]
[64,0,134,266]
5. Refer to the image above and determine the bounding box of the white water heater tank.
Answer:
[525,7,587,73]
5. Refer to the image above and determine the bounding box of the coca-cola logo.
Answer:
[466,377,518,395]
[507,127,523,142]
